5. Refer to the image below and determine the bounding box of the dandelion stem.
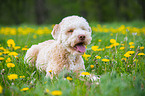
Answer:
[133,46,139,61]
[2,74,6,87]
[105,64,106,73]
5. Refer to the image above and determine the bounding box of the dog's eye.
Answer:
[81,27,86,30]
[68,29,74,33]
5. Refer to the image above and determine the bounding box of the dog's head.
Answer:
[51,16,92,55]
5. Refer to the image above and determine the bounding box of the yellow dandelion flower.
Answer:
[110,39,116,44]
[51,90,62,96]
[6,58,11,63]
[140,46,144,50]
[120,47,125,50]
[7,39,15,48]
[8,52,18,56]
[91,46,99,51]
[121,58,127,62]
[20,76,25,78]
[121,44,124,46]
[105,46,112,49]
[7,63,15,68]
[126,51,135,55]
[0,47,5,51]
[96,56,101,59]
[111,44,116,48]
[124,53,131,57]
[113,43,119,46]
[102,59,110,62]
[110,45,114,48]
[98,39,102,42]
[20,87,29,91]
[96,48,103,51]
[0,52,2,56]
[82,53,91,61]
[129,42,134,45]
[14,46,21,50]
[22,48,28,51]
[66,77,73,80]
[81,72,90,76]
[105,46,110,49]
[130,46,135,48]
[138,53,145,56]
[3,50,10,54]
[0,57,4,60]
[49,70,52,73]
[8,74,18,80]
[90,65,94,68]
[0,85,3,94]
[45,89,49,93]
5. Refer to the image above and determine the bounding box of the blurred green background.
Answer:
[0,0,145,25]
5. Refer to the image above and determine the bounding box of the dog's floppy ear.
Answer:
[51,24,59,39]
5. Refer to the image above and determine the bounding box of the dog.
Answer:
[24,16,92,78]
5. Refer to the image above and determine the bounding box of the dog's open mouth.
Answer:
[73,42,86,53]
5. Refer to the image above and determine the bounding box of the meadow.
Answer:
[0,21,145,96]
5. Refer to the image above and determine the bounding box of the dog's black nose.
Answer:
[78,35,85,40]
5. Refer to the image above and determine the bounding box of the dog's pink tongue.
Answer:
[76,45,86,53]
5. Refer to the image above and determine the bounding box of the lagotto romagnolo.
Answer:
[24,16,92,78]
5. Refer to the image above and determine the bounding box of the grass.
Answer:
[0,22,145,96]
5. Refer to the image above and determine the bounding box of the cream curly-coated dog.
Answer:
[24,16,92,78]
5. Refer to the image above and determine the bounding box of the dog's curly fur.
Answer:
[24,16,92,78]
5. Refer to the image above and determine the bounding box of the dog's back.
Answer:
[24,40,54,66]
